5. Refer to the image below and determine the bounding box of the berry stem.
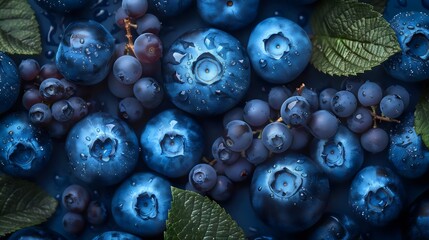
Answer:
[296,83,306,95]
[124,18,135,55]
[370,105,400,128]
[202,157,216,166]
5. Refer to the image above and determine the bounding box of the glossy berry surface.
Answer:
[306,213,359,240]
[0,52,20,114]
[188,163,217,192]
[197,0,259,31]
[92,231,141,240]
[62,212,85,234]
[56,20,115,85]
[62,184,90,213]
[349,166,404,226]
[247,17,312,84]
[261,122,293,153]
[384,11,429,82]
[35,0,90,13]
[111,172,172,237]
[8,227,66,240]
[250,153,330,232]
[65,112,139,186]
[86,200,108,225]
[163,28,251,116]
[405,190,429,240]
[311,126,364,182]
[0,112,52,177]
[147,0,193,18]
[140,109,204,178]
[388,112,429,178]
[223,120,253,152]
[361,127,389,153]
[280,96,311,126]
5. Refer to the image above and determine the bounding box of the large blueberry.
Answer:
[197,0,259,31]
[247,17,312,84]
[0,52,20,114]
[111,172,172,237]
[307,213,359,240]
[56,20,115,85]
[311,125,364,182]
[388,112,429,178]
[35,0,90,13]
[349,166,405,226]
[250,153,330,232]
[65,112,139,186]
[0,112,52,178]
[92,231,141,240]
[148,0,193,18]
[384,12,429,82]
[163,28,251,116]
[405,190,429,239]
[8,227,66,240]
[140,109,204,178]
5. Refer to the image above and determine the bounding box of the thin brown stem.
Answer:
[296,83,306,95]
[124,18,135,55]
[370,105,400,128]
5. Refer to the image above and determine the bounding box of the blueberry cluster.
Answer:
[19,60,91,138]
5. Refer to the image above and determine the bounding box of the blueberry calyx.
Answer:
[135,192,158,220]
[193,53,223,85]
[269,167,302,198]
[7,142,36,170]
[264,32,291,60]
[160,133,185,157]
[366,187,394,213]
[321,140,345,168]
[404,32,429,60]
[89,137,118,162]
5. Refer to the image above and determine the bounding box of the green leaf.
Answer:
[0,0,42,55]
[164,187,246,240]
[311,0,401,76]
[0,174,58,236]
[360,0,387,13]
[415,87,429,149]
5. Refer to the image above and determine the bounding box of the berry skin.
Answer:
[307,110,339,140]
[247,17,312,84]
[147,0,193,18]
[56,20,115,85]
[188,163,218,192]
[140,109,204,178]
[223,120,253,152]
[122,0,148,19]
[19,59,40,82]
[0,112,53,178]
[349,166,404,226]
[62,212,85,234]
[306,213,359,240]
[319,88,337,111]
[280,96,311,126]
[261,122,293,153]
[404,190,429,240]
[111,172,172,237]
[65,112,139,186]
[208,175,234,202]
[358,80,383,107]
[0,52,20,114]
[92,231,141,240]
[361,128,389,153]
[268,86,292,111]
[246,138,269,165]
[380,94,405,118]
[385,85,410,109]
[8,227,66,240]
[388,113,429,178]
[346,107,373,134]
[134,33,163,64]
[384,11,429,82]
[35,0,90,13]
[118,97,144,122]
[250,153,330,232]
[197,0,260,31]
[113,55,142,85]
[163,28,251,116]
[224,157,254,182]
[331,90,357,118]
[211,136,240,165]
[86,200,108,225]
[28,103,52,125]
[243,99,271,127]
[133,77,164,109]
[311,126,364,182]
[62,184,90,213]
[136,14,161,35]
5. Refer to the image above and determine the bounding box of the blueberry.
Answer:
[349,166,405,226]
[319,88,337,111]
[0,112,53,177]
[8,227,66,240]
[280,96,311,126]
[163,28,251,116]
[65,112,139,186]
[388,112,429,178]
[208,175,234,202]
[86,200,108,225]
[111,172,172,237]
[211,136,240,165]
[35,0,90,13]
[224,120,253,152]
[62,212,85,234]
[62,184,90,213]
[92,231,141,240]
[331,90,357,118]
[306,213,359,240]
[250,153,330,232]
[384,12,429,82]
[140,109,204,178]
[197,0,259,31]
[188,163,218,192]
[311,125,364,182]
[147,0,193,18]
[224,157,254,182]
[247,17,312,84]
[404,190,429,239]
[56,20,115,85]
[0,52,20,114]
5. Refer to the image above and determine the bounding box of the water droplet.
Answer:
[259,59,267,68]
